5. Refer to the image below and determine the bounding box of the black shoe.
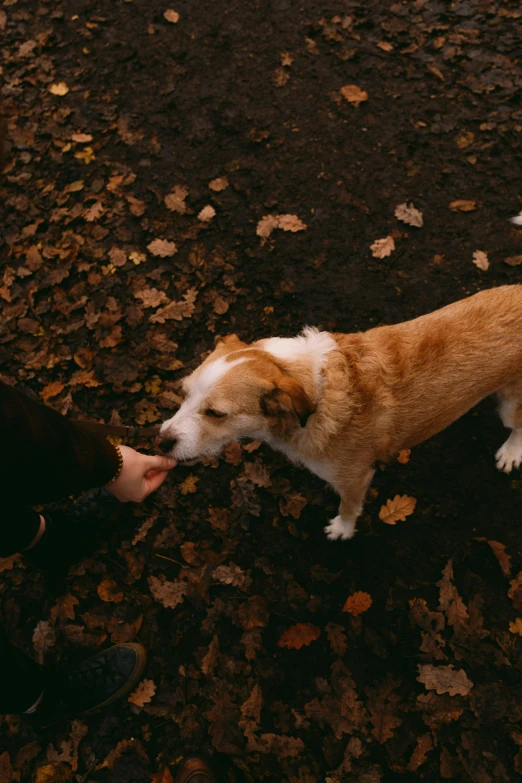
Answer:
[25,643,147,723]
[25,487,124,572]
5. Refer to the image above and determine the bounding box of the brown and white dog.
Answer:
[158,285,522,540]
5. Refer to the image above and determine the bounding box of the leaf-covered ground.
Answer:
[2,1,522,781]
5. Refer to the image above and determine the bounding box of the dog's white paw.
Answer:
[324,515,356,541]
[496,432,522,473]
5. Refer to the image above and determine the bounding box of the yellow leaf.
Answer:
[397,449,411,464]
[35,764,72,783]
[49,82,69,96]
[343,591,372,616]
[41,381,65,401]
[509,618,522,636]
[379,495,416,525]
[129,251,147,265]
[179,474,199,495]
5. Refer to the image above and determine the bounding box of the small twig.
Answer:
[272,609,300,623]
[154,553,184,567]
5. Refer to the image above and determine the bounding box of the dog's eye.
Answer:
[204,408,227,418]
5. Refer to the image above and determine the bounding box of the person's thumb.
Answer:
[145,454,177,472]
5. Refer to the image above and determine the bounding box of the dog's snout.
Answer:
[156,436,177,453]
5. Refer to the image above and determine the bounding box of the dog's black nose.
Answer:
[156,436,177,453]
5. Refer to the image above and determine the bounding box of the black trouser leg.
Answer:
[0,505,41,557]
[0,621,43,713]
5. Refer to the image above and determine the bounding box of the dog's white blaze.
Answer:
[160,356,248,458]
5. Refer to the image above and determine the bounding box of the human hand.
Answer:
[106,445,176,502]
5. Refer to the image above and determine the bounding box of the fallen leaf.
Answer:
[370,236,395,258]
[397,449,411,464]
[377,40,393,51]
[417,664,473,696]
[256,214,307,238]
[407,732,434,772]
[134,287,170,308]
[449,199,476,212]
[239,683,263,739]
[33,620,56,663]
[281,51,294,66]
[325,621,347,656]
[147,239,177,257]
[163,9,180,23]
[209,177,229,192]
[130,251,147,265]
[343,591,373,616]
[198,205,216,222]
[109,247,127,267]
[97,578,124,603]
[150,288,197,323]
[279,491,307,519]
[201,634,220,675]
[74,147,95,164]
[472,250,489,271]
[128,678,156,707]
[40,381,65,402]
[179,474,199,494]
[0,752,19,783]
[340,84,368,105]
[509,618,522,636]
[366,674,402,743]
[84,201,104,222]
[49,82,69,96]
[95,739,148,771]
[213,563,249,588]
[437,560,468,629]
[278,623,321,650]
[71,133,93,143]
[35,764,71,783]
[150,768,175,783]
[148,575,187,609]
[476,538,511,577]
[395,202,423,227]
[238,595,269,630]
[164,185,188,213]
[379,495,416,524]
[213,294,229,314]
[277,214,307,232]
[504,255,522,267]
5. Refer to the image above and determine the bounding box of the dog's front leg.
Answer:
[324,465,375,541]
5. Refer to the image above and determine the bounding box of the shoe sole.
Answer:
[82,642,148,715]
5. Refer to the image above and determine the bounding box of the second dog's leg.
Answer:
[496,381,522,473]
[324,465,375,541]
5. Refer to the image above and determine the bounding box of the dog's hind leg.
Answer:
[496,379,522,473]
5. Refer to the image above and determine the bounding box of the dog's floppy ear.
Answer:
[221,333,243,346]
[260,376,314,433]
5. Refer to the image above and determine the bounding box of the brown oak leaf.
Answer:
[239,683,263,740]
[476,538,512,577]
[449,199,476,212]
[128,678,156,707]
[340,84,368,105]
[278,623,321,650]
[179,474,199,494]
[148,574,187,609]
[366,673,402,743]
[370,236,395,258]
[150,288,197,323]
[209,177,229,191]
[472,250,489,271]
[134,287,170,308]
[147,239,178,257]
[417,664,473,696]
[164,185,188,213]
[395,202,423,227]
[379,494,416,524]
[437,560,469,629]
[325,621,348,656]
[164,9,180,23]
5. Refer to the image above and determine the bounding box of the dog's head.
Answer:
[158,334,314,460]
